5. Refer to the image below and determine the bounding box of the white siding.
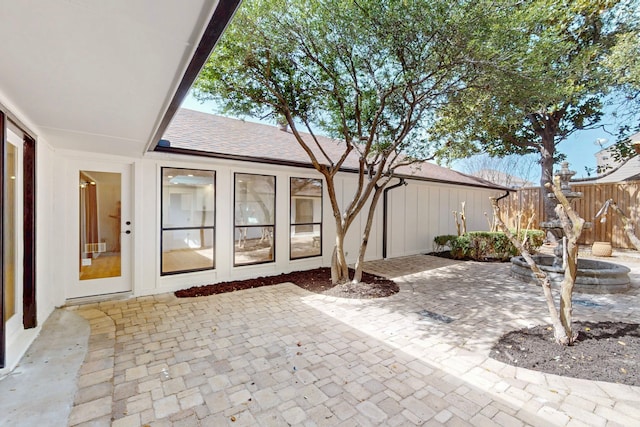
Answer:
[48,150,502,298]
[385,181,501,258]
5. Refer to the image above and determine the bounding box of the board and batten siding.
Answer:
[386,181,501,258]
[57,149,503,298]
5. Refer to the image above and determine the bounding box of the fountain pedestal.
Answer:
[510,162,630,294]
[510,255,630,294]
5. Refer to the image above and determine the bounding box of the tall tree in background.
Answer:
[193,0,493,284]
[434,0,635,222]
[602,23,640,162]
[457,153,539,188]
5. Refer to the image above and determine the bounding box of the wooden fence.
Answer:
[498,181,640,249]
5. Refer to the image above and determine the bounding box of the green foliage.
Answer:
[437,230,544,261]
[432,0,636,191]
[194,0,482,161]
[432,234,458,251]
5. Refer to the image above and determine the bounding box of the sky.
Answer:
[181,92,630,183]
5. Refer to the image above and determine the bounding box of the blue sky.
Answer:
[181,92,629,182]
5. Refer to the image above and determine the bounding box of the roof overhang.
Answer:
[0,0,241,157]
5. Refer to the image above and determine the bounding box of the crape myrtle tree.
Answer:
[433,0,635,222]
[193,0,494,284]
[491,175,587,345]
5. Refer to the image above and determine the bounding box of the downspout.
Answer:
[383,178,408,259]
[496,190,510,202]
[493,190,511,233]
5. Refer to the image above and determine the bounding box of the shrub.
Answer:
[435,230,544,261]
[432,234,458,252]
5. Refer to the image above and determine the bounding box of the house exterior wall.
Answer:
[51,150,500,298]
[0,101,59,373]
[386,180,499,258]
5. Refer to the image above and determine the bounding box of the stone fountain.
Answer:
[510,162,630,294]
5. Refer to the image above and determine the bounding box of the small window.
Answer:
[290,177,322,259]
[234,173,276,266]
[161,168,215,275]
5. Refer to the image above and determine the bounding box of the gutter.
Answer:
[154,145,505,191]
[383,178,408,259]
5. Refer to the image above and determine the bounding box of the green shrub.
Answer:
[432,234,458,251]
[435,230,544,261]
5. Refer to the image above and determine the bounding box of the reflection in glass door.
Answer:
[79,171,122,280]
[4,135,21,323]
[2,121,25,369]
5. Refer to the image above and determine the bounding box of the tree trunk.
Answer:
[549,180,585,345]
[558,238,577,343]
[331,232,350,284]
[540,142,556,223]
[353,187,384,283]
[554,211,580,345]
[490,197,568,343]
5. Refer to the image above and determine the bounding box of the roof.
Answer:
[574,132,640,184]
[575,155,640,184]
[160,108,504,190]
[0,1,240,157]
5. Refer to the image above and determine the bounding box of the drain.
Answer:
[417,309,454,323]
[573,298,604,308]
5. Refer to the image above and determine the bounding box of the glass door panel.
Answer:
[79,171,122,280]
[3,123,24,367]
[3,142,18,322]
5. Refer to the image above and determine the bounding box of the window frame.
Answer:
[289,177,323,260]
[160,167,216,276]
[233,172,276,267]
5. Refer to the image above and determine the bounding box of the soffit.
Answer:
[0,0,225,157]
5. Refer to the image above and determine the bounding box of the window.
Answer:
[234,173,275,266]
[290,177,322,259]
[161,168,215,275]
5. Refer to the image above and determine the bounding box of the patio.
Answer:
[2,254,639,426]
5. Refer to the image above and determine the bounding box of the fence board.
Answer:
[498,181,640,249]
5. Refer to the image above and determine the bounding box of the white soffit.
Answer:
[0,0,221,157]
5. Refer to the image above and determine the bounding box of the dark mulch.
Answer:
[491,321,640,386]
[175,267,399,299]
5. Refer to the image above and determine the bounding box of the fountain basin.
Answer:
[510,255,630,294]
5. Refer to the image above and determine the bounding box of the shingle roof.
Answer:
[161,108,503,190]
[574,156,640,184]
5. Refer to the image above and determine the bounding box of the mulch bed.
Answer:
[175,267,399,299]
[491,321,640,386]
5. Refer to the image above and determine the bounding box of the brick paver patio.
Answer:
[60,255,640,425]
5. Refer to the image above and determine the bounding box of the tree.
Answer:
[435,0,635,222]
[456,153,538,188]
[491,175,586,345]
[601,23,640,163]
[193,0,494,284]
